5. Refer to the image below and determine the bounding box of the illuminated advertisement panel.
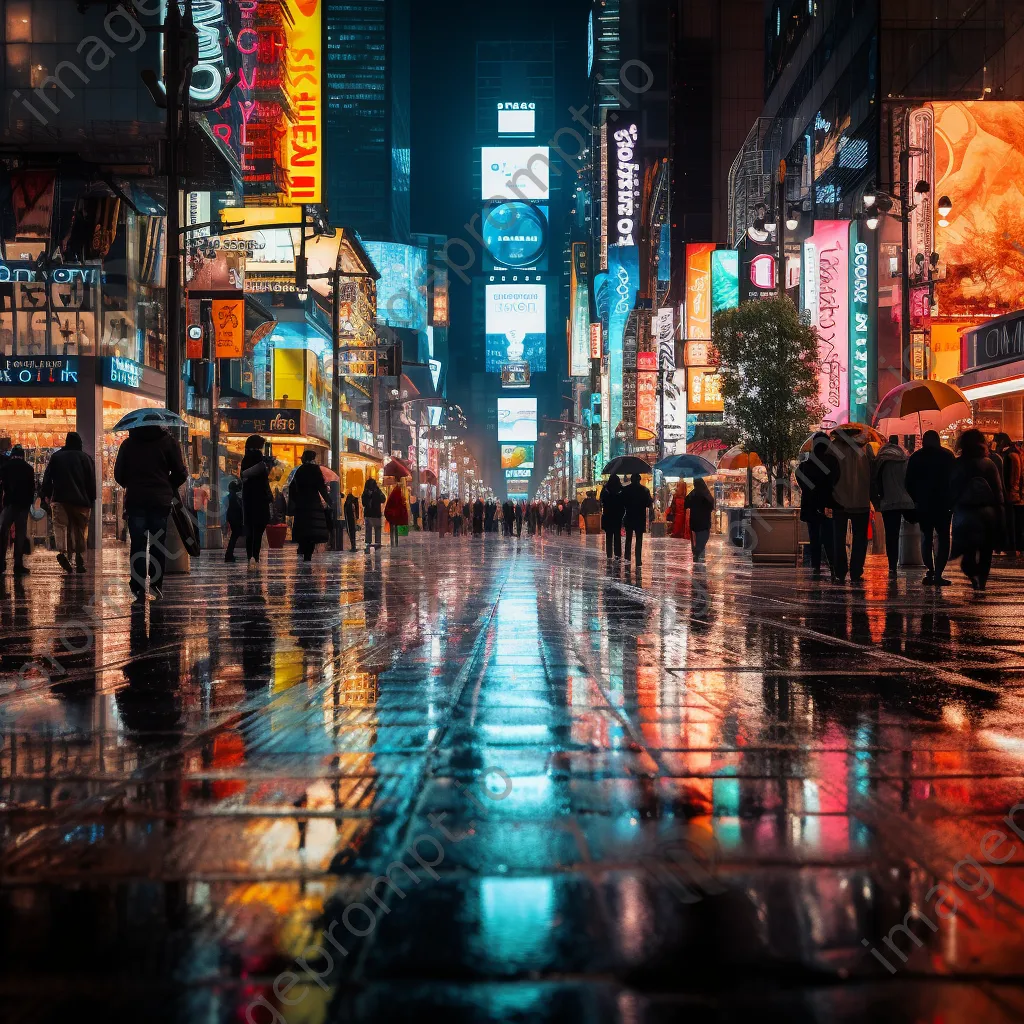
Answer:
[931,101,1024,317]
[848,221,872,423]
[711,249,740,315]
[685,243,715,339]
[363,242,428,332]
[607,244,639,446]
[481,147,551,202]
[497,398,538,443]
[636,350,657,441]
[569,242,590,376]
[607,117,640,247]
[590,323,602,359]
[805,220,850,428]
[501,443,535,469]
[686,367,724,413]
[485,284,547,372]
[285,0,323,203]
[497,103,536,135]
[482,202,548,269]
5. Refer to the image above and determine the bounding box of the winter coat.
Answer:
[824,437,872,513]
[290,463,331,546]
[796,444,832,522]
[41,442,96,508]
[997,444,1024,505]
[0,456,35,508]
[599,480,624,531]
[344,493,359,525]
[872,443,916,513]
[950,455,1005,554]
[621,482,654,532]
[225,492,244,530]
[437,500,450,533]
[669,493,689,539]
[905,443,955,519]
[361,481,385,519]
[240,451,273,531]
[384,487,409,526]
[113,426,188,511]
[684,484,715,533]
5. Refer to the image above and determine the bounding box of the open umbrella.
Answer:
[801,422,885,452]
[717,446,763,473]
[873,379,972,436]
[601,455,653,477]
[286,464,340,487]
[653,453,716,478]
[384,458,413,479]
[112,407,187,432]
[421,469,438,485]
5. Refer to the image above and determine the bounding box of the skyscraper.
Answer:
[325,0,411,241]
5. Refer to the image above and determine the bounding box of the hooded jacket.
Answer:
[824,436,873,513]
[872,443,916,512]
[113,426,188,510]
[905,441,955,518]
[0,454,34,507]
[599,476,625,530]
[41,434,96,508]
[361,480,384,518]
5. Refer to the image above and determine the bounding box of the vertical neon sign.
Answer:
[685,243,716,339]
[848,221,871,423]
[808,221,850,428]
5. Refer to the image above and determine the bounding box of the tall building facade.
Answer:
[325,0,411,241]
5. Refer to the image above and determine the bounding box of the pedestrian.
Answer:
[290,451,331,562]
[994,433,1022,555]
[502,499,515,537]
[621,472,654,567]
[113,424,188,600]
[950,428,1005,592]
[385,484,409,548]
[684,477,715,562]
[411,494,420,530]
[40,430,95,573]
[473,496,484,536]
[437,493,450,536]
[668,480,690,540]
[873,435,916,580]
[362,477,385,549]
[239,435,273,566]
[796,432,833,577]
[272,487,287,524]
[905,429,955,586]
[224,481,244,562]
[568,496,580,534]
[449,497,463,537]
[0,444,35,576]
[823,429,873,583]
[600,473,624,559]
[515,500,524,537]
[427,498,438,532]
[344,489,359,551]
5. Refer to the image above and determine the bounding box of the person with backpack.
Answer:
[40,431,96,573]
[950,428,1005,592]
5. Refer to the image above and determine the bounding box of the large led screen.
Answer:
[485,283,547,372]
[711,249,740,315]
[482,203,548,269]
[497,398,538,442]
[501,442,535,469]
[685,243,715,340]
[363,241,428,332]
[482,147,551,202]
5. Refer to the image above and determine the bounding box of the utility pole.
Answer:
[899,145,913,383]
[777,159,786,299]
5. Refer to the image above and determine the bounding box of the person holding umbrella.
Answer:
[600,474,624,558]
[621,472,654,568]
[905,430,955,585]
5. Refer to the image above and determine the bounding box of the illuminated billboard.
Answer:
[501,443,535,469]
[607,118,640,246]
[607,245,639,443]
[482,147,551,202]
[569,242,590,376]
[685,243,715,340]
[482,203,548,269]
[848,221,871,423]
[363,241,428,332]
[636,350,657,441]
[497,398,538,442]
[497,103,536,135]
[803,220,850,429]
[687,367,724,413]
[285,0,322,203]
[485,283,547,372]
[711,249,740,315]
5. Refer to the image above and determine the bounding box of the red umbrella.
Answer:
[384,459,412,479]
[421,469,438,485]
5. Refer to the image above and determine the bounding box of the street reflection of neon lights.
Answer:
[479,878,555,968]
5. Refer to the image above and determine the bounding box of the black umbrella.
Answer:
[601,455,653,477]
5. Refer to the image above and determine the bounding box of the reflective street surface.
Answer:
[3,535,1024,1023]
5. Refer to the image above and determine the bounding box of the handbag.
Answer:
[170,498,201,558]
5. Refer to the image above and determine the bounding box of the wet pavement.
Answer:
[2,532,1024,1023]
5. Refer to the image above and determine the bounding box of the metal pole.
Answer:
[165,1,182,413]
[205,299,222,550]
[900,145,912,383]
[330,266,343,546]
[777,160,786,299]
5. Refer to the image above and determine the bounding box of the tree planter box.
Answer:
[744,507,801,565]
[266,523,288,549]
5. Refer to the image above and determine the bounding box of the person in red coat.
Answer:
[669,480,690,539]
[384,485,409,548]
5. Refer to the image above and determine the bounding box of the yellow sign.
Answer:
[686,367,724,413]
[286,0,322,204]
[212,299,244,358]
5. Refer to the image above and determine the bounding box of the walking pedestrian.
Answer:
[239,435,273,566]
[515,500,524,537]
[344,489,359,551]
[668,480,690,540]
[950,428,1005,592]
[427,498,438,532]
[873,435,916,579]
[994,433,1022,555]
[385,485,409,548]
[684,478,715,562]
[40,431,95,573]
[224,481,244,562]
[362,477,385,548]
[113,425,188,600]
[823,429,873,583]
[0,445,35,576]
[290,451,331,562]
[905,429,955,586]
[437,494,450,536]
[796,432,833,577]
[411,494,420,530]
[621,473,654,568]
[600,473,624,559]
[502,499,515,538]
[449,497,463,537]
[472,497,484,536]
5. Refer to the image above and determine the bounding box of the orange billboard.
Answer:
[685,243,716,340]
[931,101,1024,318]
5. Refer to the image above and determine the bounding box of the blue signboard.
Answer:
[607,245,639,438]
[0,356,79,387]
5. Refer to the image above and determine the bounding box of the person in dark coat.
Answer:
[0,445,35,576]
[600,473,624,559]
[515,500,524,537]
[472,497,484,536]
[224,481,244,562]
[621,473,654,567]
[113,425,188,599]
[502,499,515,537]
[684,477,716,562]
[362,477,385,548]
[796,432,833,577]
[40,431,96,573]
[344,489,359,551]
[239,434,273,566]
[949,428,1005,592]
[905,429,955,585]
[290,450,331,561]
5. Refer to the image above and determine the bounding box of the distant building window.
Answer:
[6,1,31,43]
[30,63,48,89]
